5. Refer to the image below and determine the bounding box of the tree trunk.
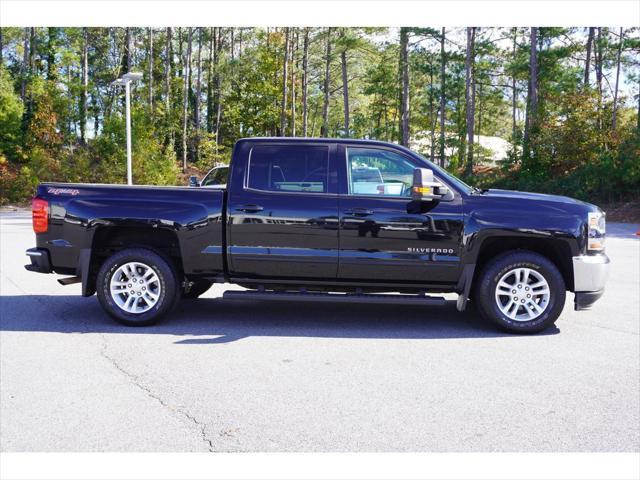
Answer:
[194,28,203,161]
[21,28,29,100]
[291,29,297,136]
[321,28,332,137]
[177,28,183,78]
[22,28,36,137]
[29,27,36,74]
[92,93,99,137]
[341,36,349,136]
[637,76,640,132]
[124,27,131,73]
[230,27,235,60]
[584,27,594,86]
[215,28,223,148]
[0,29,3,68]
[148,28,154,111]
[165,27,172,116]
[46,28,58,81]
[429,67,436,162]
[182,28,192,172]
[207,28,214,134]
[438,27,446,167]
[595,27,603,131]
[511,27,517,146]
[399,27,410,146]
[280,28,289,136]
[477,82,482,163]
[80,28,88,144]
[529,28,538,126]
[524,27,538,156]
[465,27,476,175]
[611,28,623,130]
[302,28,310,136]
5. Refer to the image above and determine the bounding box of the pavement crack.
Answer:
[98,336,216,452]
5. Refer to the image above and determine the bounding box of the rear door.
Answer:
[227,141,339,279]
[337,144,464,284]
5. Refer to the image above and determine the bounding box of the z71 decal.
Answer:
[47,187,80,196]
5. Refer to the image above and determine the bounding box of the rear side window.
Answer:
[248,145,329,193]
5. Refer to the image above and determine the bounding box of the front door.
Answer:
[227,142,339,279]
[337,145,464,284]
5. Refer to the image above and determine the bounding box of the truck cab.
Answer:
[25,138,609,334]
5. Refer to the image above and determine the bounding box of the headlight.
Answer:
[587,211,606,252]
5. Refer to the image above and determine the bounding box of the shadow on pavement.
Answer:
[0,295,559,343]
[606,223,640,240]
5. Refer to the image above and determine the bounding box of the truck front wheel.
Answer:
[96,248,180,326]
[474,251,566,334]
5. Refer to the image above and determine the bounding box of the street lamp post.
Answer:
[112,72,143,185]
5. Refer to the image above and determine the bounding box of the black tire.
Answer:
[182,280,213,299]
[474,250,566,334]
[96,248,180,326]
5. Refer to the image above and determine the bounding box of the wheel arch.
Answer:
[471,236,574,292]
[84,226,184,296]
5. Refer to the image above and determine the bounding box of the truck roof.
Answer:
[236,137,403,149]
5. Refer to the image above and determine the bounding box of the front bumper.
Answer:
[572,254,610,310]
[24,248,53,273]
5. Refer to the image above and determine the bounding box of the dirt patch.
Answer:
[600,200,640,224]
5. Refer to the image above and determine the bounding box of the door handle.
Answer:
[345,208,374,217]
[235,204,264,213]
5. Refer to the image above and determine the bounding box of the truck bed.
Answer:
[33,183,226,283]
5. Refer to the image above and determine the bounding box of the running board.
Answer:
[57,276,82,286]
[222,290,446,305]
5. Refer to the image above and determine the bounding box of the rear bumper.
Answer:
[572,254,609,311]
[24,248,53,273]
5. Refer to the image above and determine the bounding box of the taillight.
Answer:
[32,197,49,233]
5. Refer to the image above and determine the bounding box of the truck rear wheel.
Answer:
[474,251,566,334]
[96,248,180,326]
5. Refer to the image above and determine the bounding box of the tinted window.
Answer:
[347,147,418,197]
[248,145,329,193]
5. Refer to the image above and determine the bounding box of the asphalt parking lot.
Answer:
[1,211,638,452]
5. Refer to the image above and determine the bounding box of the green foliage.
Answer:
[0,67,24,162]
[196,133,229,171]
[0,26,638,206]
[92,111,179,185]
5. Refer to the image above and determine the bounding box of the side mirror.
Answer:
[412,168,451,202]
[188,175,200,187]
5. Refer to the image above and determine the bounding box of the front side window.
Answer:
[248,145,329,193]
[347,147,418,197]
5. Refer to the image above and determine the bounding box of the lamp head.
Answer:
[122,72,143,82]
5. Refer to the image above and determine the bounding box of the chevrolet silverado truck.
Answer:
[25,138,609,333]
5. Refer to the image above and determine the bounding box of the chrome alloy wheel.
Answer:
[109,262,161,314]
[494,267,550,322]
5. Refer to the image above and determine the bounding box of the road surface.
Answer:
[1,211,638,451]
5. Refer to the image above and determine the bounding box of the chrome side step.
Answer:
[222,290,446,305]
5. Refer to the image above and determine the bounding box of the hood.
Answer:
[480,189,601,213]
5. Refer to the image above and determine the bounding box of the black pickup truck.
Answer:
[25,138,609,333]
